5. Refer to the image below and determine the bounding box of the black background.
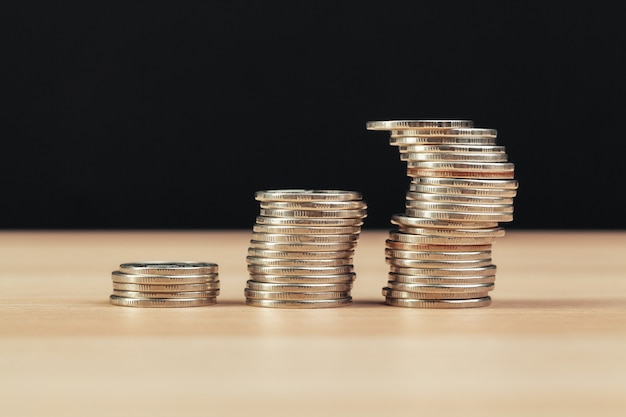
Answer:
[4,2,625,230]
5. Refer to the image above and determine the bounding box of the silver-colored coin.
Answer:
[405,191,514,205]
[248,273,356,284]
[111,281,220,292]
[384,296,492,308]
[401,152,508,162]
[385,258,492,268]
[409,184,518,198]
[244,288,351,300]
[109,295,217,308]
[388,231,498,245]
[246,280,353,292]
[405,208,514,223]
[250,232,359,243]
[407,168,515,179]
[112,289,219,299]
[412,177,519,189]
[389,264,497,277]
[385,239,493,252]
[389,273,497,285]
[255,215,364,227]
[366,120,474,130]
[395,225,506,238]
[382,287,491,300]
[399,144,506,153]
[391,136,498,146]
[383,282,494,294]
[390,213,497,229]
[385,248,492,261]
[248,247,354,260]
[246,256,352,267]
[118,261,218,275]
[248,240,357,252]
[111,270,219,284]
[245,297,352,309]
[253,224,362,235]
[255,189,363,202]
[259,200,367,211]
[259,208,367,219]
[247,264,354,276]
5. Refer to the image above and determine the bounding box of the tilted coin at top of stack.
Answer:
[367,119,518,308]
[245,189,367,308]
[109,261,220,307]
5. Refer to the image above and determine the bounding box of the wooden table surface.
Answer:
[1,230,625,417]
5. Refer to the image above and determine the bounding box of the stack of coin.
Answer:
[366,120,518,308]
[245,189,367,308]
[109,261,220,307]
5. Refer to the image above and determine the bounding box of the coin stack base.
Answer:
[245,189,367,308]
[367,120,518,308]
[109,261,220,307]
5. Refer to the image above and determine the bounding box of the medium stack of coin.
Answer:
[245,189,367,308]
[109,261,220,307]
[366,120,518,308]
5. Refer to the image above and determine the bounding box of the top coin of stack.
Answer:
[109,261,220,307]
[245,189,367,308]
[366,119,518,308]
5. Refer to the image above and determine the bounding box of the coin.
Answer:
[245,297,353,309]
[252,224,362,235]
[109,295,217,308]
[118,261,218,275]
[259,200,367,210]
[391,136,498,146]
[244,289,351,300]
[255,189,363,202]
[401,152,508,162]
[389,265,497,277]
[112,289,220,299]
[405,209,514,223]
[246,265,354,276]
[388,231,498,245]
[250,232,359,243]
[394,225,506,238]
[390,213,497,229]
[245,280,353,292]
[248,273,356,284]
[385,239,493,252]
[383,282,494,293]
[405,191,514,205]
[248,240,357,252]
[246,255,352,267]
[384,296,492,308]
[111,281,220,292]
[259,208,367,219]
[384,248,492,261]
[385,258,493,268]
[255,215,364,227]
[388,273,496,285]
[412,177,519,189]
[399,144,506,153]
[111,270,219,284]
[382,287,491,300]
[247,247,355,260]
[366,120,475,130]
[409,184,518,198]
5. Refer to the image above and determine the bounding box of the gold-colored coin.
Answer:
[401,152,508,162]
[391,136,498,146]
[259,208,367,219]
[255,189,363,202]
[255,215,364,227]
[259,200,367,210]
[399,144,506,153]
[405,191,514,205]
[252,224,362,235]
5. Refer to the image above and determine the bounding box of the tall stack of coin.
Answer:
[109,261,220,307]
[245,189,367,308]
[366,120,518,308]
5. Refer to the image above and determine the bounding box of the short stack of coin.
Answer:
[245,189,367,308]
[366,120,518,308]
[109,261,220,307]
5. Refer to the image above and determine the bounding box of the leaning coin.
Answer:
[247,273,356,284]
[390,213,497,229]
[407,169,516,179]
[391,136,498,146]
[409,184,518,198]
[389,265,497,277]
[246,265,354,276]
[259,200,367,211]
[366,120,474,130]
[247,247,355,260]
[109,295,217,308]
[255,189,363,202]
[385,248,492,261]
[405,209,514,223]
[388,231,497,245]
[388,273,497,285]
[118,261,218,275]
[395,225,506,238]
[248,240,357,252]
[255,215,364,227]
[253,224,362,235]
[407,161,515,172]
[112,290,220,299]
[246,256,352,267]
[385,258,493,268]
[382,287,490,300]
[384,296,491,308]
[399,144,506,153]
[111,281,220,292]
[250,232,359,243]
[406,201,513,213]
[412,177,519,189]
[259,208,367,219]
[244,289,351,300]
[245,297,352,308]
[111,271,219,284]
